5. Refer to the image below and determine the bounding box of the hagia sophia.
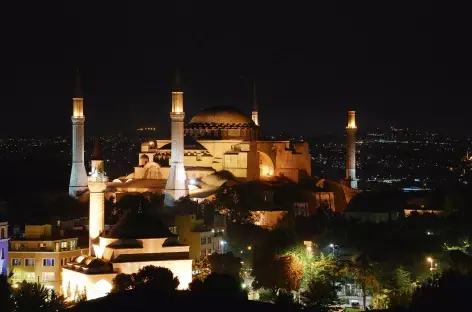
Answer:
[63,72,360,300]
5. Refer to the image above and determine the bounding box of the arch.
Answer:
[258,151,274,177]
[140,154,149,166]
[143,162,162,179]
[92,279,112,300]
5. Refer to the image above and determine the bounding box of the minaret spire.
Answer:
[165,70,188,206]
[251,82,259,126]
[69,70,88,197]
[74,68,83,98]
[90,134,104,177]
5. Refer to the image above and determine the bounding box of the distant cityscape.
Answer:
[1,126,469,192]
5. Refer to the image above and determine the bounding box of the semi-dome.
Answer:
[189,106,254,126]
[106,211,176,239]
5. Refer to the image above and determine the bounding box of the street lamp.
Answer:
[427,257,433,271]
[329,243,335,254]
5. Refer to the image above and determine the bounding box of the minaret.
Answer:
[90,135,104,176]
[165,72,188,206]
[346,111,358,189]
[69,70,88,197]
[87,136,107,257]
[251,83,259,126]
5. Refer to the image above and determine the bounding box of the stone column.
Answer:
[165,84,188,206]
[88,176,107,256]
[69,114,88,196]
[346,111,357,189]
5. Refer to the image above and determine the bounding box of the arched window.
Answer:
[0,228,4,239]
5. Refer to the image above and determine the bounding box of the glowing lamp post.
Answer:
[427,257,434,271]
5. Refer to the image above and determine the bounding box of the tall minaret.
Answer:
[69,70,88,197]
[165,72,188,206]
[251,83,259,126]
[346,110,358,189]
[87,136,107,257]
[90,135,104,176]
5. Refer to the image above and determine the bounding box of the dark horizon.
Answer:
[2,1,472,137]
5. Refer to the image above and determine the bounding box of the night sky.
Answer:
[1,1,472,137]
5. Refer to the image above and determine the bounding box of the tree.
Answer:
[135,266,179,291]
[275,289,301,311]
[11,281,64,312]
[208,252,242,280]
[386,267,414,308]
[301,277,340,312]
[345,254,379,310]
[411,270,472,311]
[111,266,179,294]
[111,273,135,293]
[192,256,211,281]
[0,275,12,312]
[199,273,246,301]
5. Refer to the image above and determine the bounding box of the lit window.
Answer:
[43,258,55,267]
[70,240,76,250]
[24,272,35,281]
[61,241,67,249]
[11,258,21,266]
[200,250,206,257]
[207,237,212,244]
[42,272,55,282]
[201,238,206,245]
[11,272,21,280]
[24,259,35,267]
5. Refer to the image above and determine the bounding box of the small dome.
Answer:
[189,106,254,125]
[201,170,238,187]
[345,190,406,213]
[106,211,176,239]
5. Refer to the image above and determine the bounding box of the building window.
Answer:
[24,272,35,281]
[0,248,3,260]
[200,250,206,257]
[24,259,35,267]
[207,249,212,255]
[0,228,4,239]
[61,241,67,250]
[201,238,206,245]
[11,272,21,281]
[43,258,55,267]
[42,272,55,282]
[70,240,76,250]
[39,243,46,250]
[207,237,212,244]
[11,258,21,266]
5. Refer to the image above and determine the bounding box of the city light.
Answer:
[306,246,313,252]
[247,245,252,251]
[220,241,226,245]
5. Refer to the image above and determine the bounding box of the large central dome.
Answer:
[189,106,254,125]
[185,106,259,140]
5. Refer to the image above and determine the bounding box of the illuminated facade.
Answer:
[0,221,8,276]
[62,145,192,301]
[165,72,189,206]
[174,215,214,259]
[69,71,88,196]
[345,111,358,189]
[9,224,87,290]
